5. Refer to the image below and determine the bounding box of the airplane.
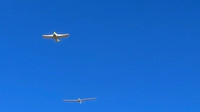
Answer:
[42,32,69,42]
[63,98,96,104]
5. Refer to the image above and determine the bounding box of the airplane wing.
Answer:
[57,34,70,38]
[63,99,78,102]
[81,98,96,101]
[42,35,53,38]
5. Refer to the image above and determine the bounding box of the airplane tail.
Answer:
[55,39,60,42]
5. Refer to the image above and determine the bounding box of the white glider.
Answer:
[63,98,96,104]
[42,32,69,42]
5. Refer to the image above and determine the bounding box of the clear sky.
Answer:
[0,0,200,112]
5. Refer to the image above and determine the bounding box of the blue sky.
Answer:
[0,0,200,112]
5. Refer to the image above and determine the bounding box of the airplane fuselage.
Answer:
[78,98,82,104]
[53,32,59,42]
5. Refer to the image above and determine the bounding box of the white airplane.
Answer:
[42,32,69,42]
[63,98,96,104]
